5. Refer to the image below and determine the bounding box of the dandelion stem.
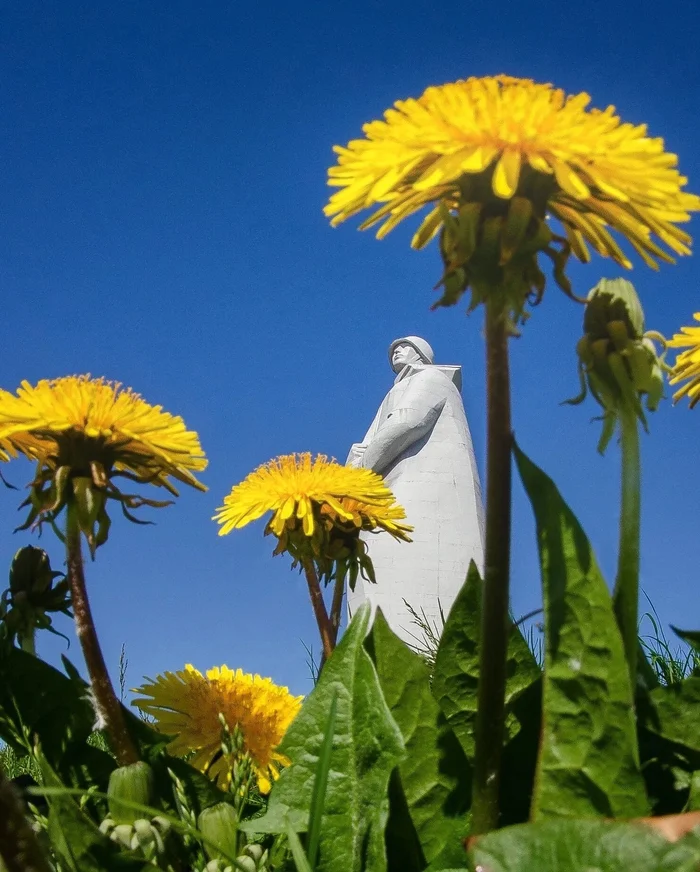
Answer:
[614,404,641,691]
[302,560,334,662]
[329,574,345,646]
[66,507,139,766]
[471,300,512,835]
[0,762,53,872]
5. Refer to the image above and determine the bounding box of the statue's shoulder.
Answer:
[410,364,462,392]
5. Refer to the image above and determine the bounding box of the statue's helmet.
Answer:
[388,336,435,366]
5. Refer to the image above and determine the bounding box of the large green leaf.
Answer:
[368,610,470,869]
[469,818,700,872]
[432,562,540,760]
[514,444,648,819]
[242,604,405,872]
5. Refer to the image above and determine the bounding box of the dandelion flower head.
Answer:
[668,314,700,407]
[325,75,700,271]
[133,665,302,793]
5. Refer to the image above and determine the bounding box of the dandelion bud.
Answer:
[107,761,155,826]
[198,802,239,863]
[566,278,666,453]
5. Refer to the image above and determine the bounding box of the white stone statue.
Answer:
[346,336,485,645]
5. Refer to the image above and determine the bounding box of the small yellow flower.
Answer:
[668,314,700,407]
[133,665,303,794]
[0,375,207,551]
[325,75,700,318]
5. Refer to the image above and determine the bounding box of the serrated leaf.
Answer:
[469,818,700,872]
[368,610,470,868]
[514,444,648,819]
[242,604,405,872]
[432,562,540,760]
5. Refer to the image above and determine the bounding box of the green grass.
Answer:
[639,596,700,686]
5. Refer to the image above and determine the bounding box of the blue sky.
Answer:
[2,0,699,698]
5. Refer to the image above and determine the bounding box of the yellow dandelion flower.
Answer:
[133,665,303,794]
[0,375,207,551]
[0,376,206,486]
[325,75,700,316]
[668,314,700,407]
[214,452,410,541]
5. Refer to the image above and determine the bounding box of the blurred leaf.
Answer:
[432,562,540,760]
[671,627,700,658]
[689,772,700,811]
[242,604,405,872]
[514,444,648,819]
[368,610,470,868]
[469,818,700,872]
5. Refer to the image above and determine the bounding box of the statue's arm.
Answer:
[361,371,447,474]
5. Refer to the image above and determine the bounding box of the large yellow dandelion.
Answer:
[325,76,700,316]
[326,75,699,266]
[668,314,700,407]
[134,665,303,794]
[0,376,207,489]
[0,375,207,552]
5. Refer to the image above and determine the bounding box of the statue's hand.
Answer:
[346,443,366,467]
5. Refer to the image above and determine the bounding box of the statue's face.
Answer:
[391,343,422,373]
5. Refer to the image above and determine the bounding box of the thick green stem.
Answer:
[302,560,335,664]
[613,405,641,691]
[329,574,345,647]
[0,763,53,872]
[471,301,512,835]
[66,507,139,766]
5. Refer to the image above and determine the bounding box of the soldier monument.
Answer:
[346,336,485,644]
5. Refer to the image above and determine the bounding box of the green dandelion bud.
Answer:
[198,802,239,864]
[107,761,155,826]
[565,278,667,453]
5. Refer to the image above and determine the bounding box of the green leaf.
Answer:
[432,562,540,760]
[0,648,93,755]
[514,443,648,819]
[242,604,405,872]
[368,610,470,868]
[671,627,700,658]
[469,818,700,872]
[0,648,118,798]
[643,676,700,757]
[688,772,700,811]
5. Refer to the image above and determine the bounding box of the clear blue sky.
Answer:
[2,1,699,698]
